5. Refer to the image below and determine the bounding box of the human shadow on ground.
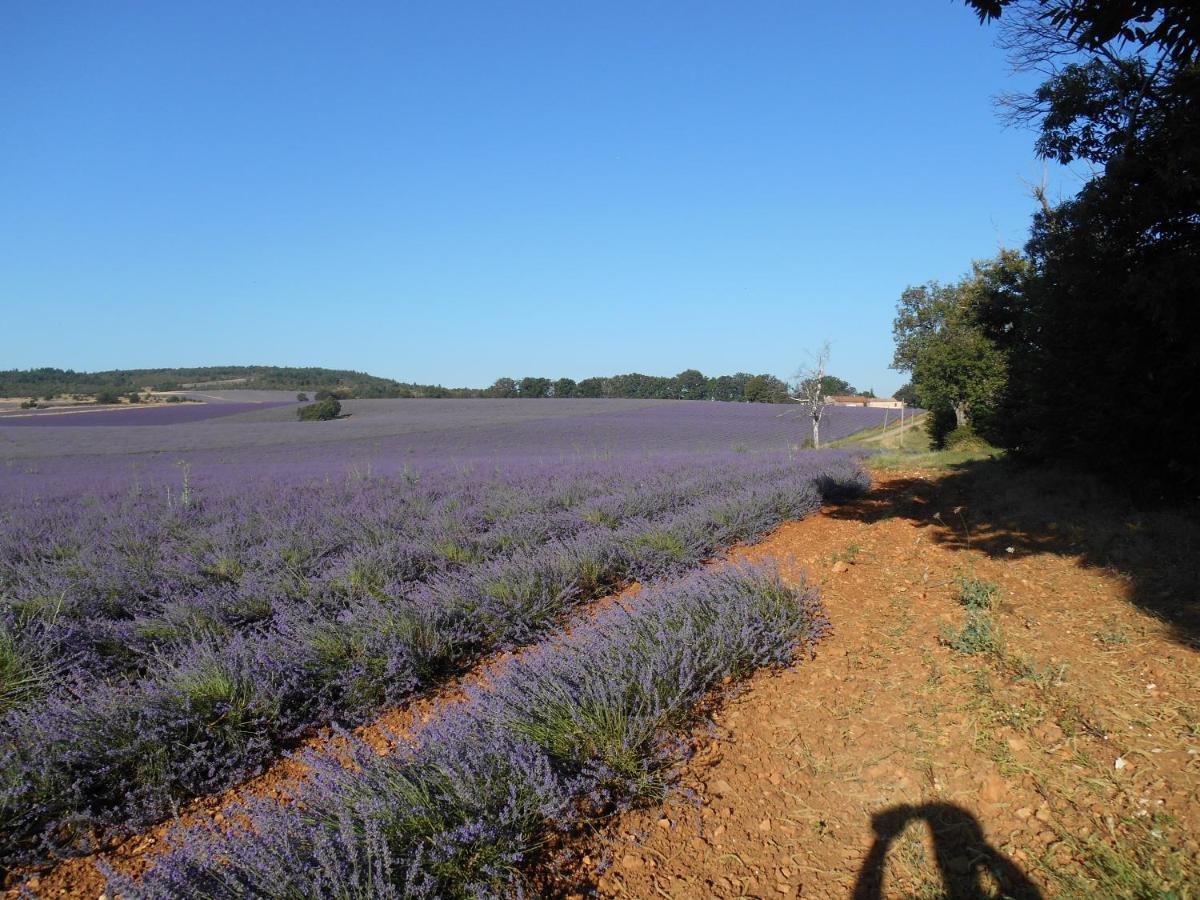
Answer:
[852,802,1042,899]
[828,456,1200,648]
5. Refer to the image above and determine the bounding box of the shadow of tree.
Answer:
[853,802,1042,899]
[829,457,1200,648]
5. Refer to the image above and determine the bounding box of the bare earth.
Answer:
[12,463,1199,898]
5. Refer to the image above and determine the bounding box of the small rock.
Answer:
[832,560,849,574]
[1035,806,1052,823]
[980,774,1007,803]
[1015,806,1033,820]
[657,817,671,831]
[622,854,643,871]
[710,779,734,796]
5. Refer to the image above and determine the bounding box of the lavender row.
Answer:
[110,563,828,899]
[0,457,866,868]
[1,458,801,694]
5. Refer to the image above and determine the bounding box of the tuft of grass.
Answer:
[871,445,1004,471]
[434,539,482,565]
[0,627,51,715]
[1044,812,1191,899]
[167,659,269,736]
[629,529,689,561]
[202,556,244,584]
[832,542,863,565]
[958,577,999,611]
[941,609,1002,655]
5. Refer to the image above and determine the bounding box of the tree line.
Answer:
[894,1,1198,497]
[3,366,879,406]
[481,371,785,402]
[480,372,880,403]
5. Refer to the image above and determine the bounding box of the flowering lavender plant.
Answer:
[1,400,872,870]
[111,563,826,898]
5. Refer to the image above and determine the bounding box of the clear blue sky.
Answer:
[1,1,1072,395]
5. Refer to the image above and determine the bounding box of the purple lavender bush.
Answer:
[1,456,866,869]
[1,401,877,871]
[109,563,826,899]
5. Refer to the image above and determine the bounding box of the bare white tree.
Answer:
[792,341,831,449]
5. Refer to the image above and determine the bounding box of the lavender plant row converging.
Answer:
[107,563,827,899]
[0,400,875,873]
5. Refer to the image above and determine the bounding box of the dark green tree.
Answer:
[743,374,789,404]
[552,377,576,398]
[675,369,708,400]
[518,377,552,398]
[575,377,606,398]
[485,378,518,399]
[893,383,920,407]
[818,376,857,397]
[964,0,1200,493]
[893,254,1022,444]
[297,397,341,421]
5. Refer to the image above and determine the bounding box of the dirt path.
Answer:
[839,413,926,450]
[14,464,1199,897]
[567,467,1199,898]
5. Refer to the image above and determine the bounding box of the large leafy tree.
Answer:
[963,0,1200,494]
[743,374,789,404]
[818,375,858,397]
[485,377,518,399]
[893,253,1025,442]
[674,368,708,400]
[518,377,552,398]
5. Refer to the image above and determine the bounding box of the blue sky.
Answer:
[1,1,1072,394]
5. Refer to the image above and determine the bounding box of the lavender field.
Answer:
[0,399,891,499]
[0,399,880,888]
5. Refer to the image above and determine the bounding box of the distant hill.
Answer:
[0,367,463,400]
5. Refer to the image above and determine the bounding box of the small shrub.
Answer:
[297,397,341,421]
[296,392,309,402]
[126,392,142,404]
[166,395,183,403]
[942,609,1001,655]
[944,424,989,451]
[94,389,121,405]
[1096,625,1129,646]
[958,578,998,611]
